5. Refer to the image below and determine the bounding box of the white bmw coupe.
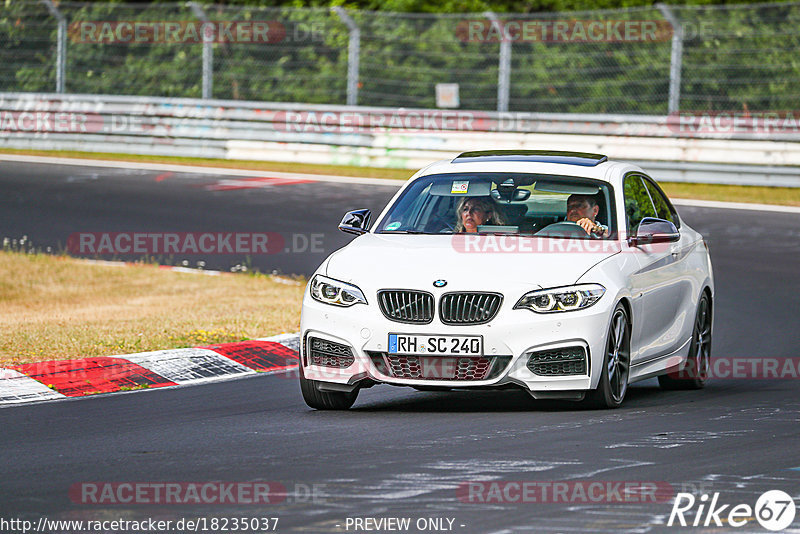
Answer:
[299,151,714,409]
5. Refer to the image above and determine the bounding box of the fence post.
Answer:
[41,0,66,93]
[188,2,213,99]
[333,7,360,107]
[657,3,683,114]
[485,12,510,113]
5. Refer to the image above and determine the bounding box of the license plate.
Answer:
[388,334,483,356]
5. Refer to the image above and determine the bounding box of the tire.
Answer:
[658,293,711,390]
[299,371,358,410]
[586,303,631,409]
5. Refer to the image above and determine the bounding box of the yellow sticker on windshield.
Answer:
[451,181,469,194]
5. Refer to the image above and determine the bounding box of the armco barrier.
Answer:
[2,92,800,186]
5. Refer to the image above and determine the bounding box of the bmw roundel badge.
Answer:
[433,279,447,288]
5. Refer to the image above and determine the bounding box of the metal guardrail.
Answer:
[1,93,799,187]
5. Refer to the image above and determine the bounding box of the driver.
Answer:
[566,194,609,237]
[455,197,505,233]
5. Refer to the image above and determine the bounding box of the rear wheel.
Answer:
[299,372,358,410]
[587,303,630,409]
[658,293,711,390]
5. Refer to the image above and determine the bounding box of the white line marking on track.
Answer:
[0,154,403,186]
[671,197,800,214]
[205,176,314,191]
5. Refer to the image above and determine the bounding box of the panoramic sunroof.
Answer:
[453,150,609,167]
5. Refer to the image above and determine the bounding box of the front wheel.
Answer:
[658,293,711,390]
[586,303,630,408]
[299,372,358,410]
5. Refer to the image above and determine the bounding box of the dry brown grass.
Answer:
[0,251,304,365]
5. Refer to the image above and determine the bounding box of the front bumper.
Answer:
[300,289,616,395]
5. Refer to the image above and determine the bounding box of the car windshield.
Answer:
[375,173,616,238]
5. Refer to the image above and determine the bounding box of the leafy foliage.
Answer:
[2,0,799,113]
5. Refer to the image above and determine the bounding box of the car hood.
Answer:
[325,233,619,292]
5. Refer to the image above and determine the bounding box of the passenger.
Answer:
[566,194,609,237]
[455,197,505,233]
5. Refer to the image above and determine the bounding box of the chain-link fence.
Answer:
[2,1,799,114]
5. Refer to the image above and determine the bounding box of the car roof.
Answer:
[453,150,608,167]
[412,151,646,188]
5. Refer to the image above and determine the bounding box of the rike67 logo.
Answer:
[668,490,796,531]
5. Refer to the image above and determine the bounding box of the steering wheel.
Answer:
[434,219,456,233]
[535,221,593,238]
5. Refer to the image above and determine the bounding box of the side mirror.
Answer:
[630,217,679,246]
[339,209,371,236]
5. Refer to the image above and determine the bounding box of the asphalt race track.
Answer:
[0,160,399,276]
[2,160,800,533]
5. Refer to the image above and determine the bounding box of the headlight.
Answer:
[514,284,605,313]
[310,275,367,307]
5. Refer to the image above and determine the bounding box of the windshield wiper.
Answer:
[379,230,427,234]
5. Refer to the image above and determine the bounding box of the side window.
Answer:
[643,178,679,228]
[623,175,657,234]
